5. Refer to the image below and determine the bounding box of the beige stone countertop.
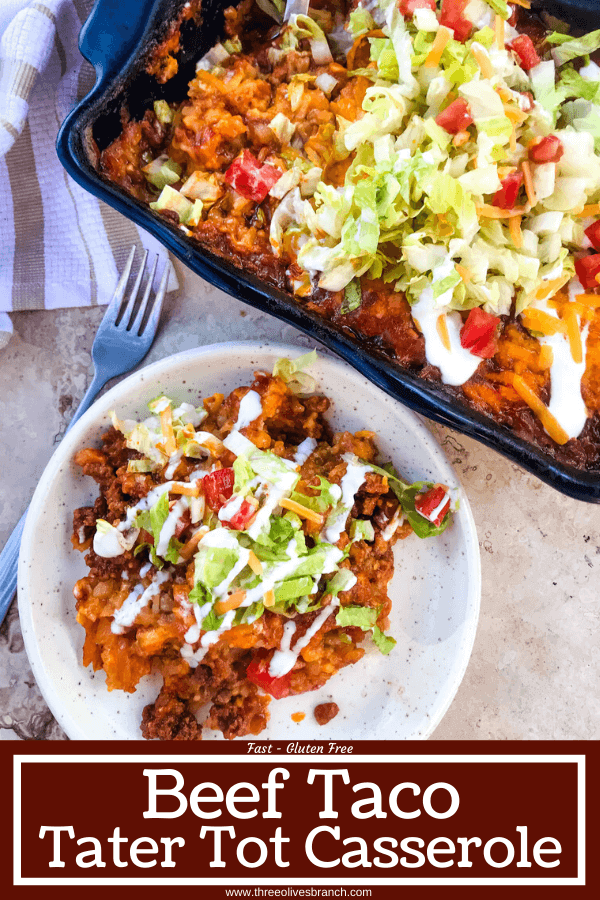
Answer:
[1,259,599,741]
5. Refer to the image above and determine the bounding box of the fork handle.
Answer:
[0,510,27,626]
[0,370,109,626]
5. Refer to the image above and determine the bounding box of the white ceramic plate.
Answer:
[18,342,480,741]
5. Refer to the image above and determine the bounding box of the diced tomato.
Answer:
[415,485,451,527]
[575,254,600,291]
[435,98,473,134]
[519,91,534,112]
[398,0,436,16]
[460,307,501,359]
[203,468,235,512]
[584,221,600,251]
[528,135,564,164]
[247,651,293,699]
[493,172,524,210]
[220,497,258,531]
[223,150,282,203]
[440,0,472,43]
[509,34,541,71]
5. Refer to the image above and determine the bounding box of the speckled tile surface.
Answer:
[1,259,599,741]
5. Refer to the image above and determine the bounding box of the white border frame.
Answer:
[14,754,585,886]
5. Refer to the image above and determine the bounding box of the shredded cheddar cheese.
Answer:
[455,263,471,283]
[424,26,452,67]
[538,345,554,369]
[520,309,565,335]
[511,375,570,445]
[562,305,583,364]
[509,214,522,248]
[495,15,505,49]
[576,293,600,309]
[214,591,247,616]
[477,204,527,218]
[436,313,451,352]
[178,526,209,561]
[279,497,324,524]
[521,160,537,207]
[160,406,177,456]
[472,44,493,79]
[248,549,263,575]
[169,481,201,496]
[452,130,470,147]
[263,588,275,608]
[575,204,600,218]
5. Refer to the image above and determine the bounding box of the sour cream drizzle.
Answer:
[411,287,481,387]
[233,390,263,431]
[536,287,589,440]
[323,454,372,544]
[156,497,189,557]
[268,597,340,678]
[111,570,170,634]
[294,436,317,465]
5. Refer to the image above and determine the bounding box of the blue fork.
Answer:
[0,246,170,626]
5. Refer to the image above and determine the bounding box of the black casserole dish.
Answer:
[58,0,600,501]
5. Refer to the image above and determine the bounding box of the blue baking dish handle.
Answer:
[79,0,154,80]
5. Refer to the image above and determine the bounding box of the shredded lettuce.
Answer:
[350,519,375,542]
[327,569,358,598]
[153,100,173,125]
[143,156,181,191]
[194,541,240,593]
[135,492,182,567]
[274,576,314,603]
[483,0,509,19]
[341,279,362,314]
[273,351,317,395]
[336,604,377,628]
[348,6,375,38]
[551,30,600,66]
[372,626,397,654]
[289,13,333,65]
[201,607,224,631]
[558,67,600,105]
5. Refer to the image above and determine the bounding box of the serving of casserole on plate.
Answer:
[58,0,600,501]
[17,344,480,741]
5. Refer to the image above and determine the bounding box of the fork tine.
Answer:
[118,249,148,328]
[130,255,159,335]
[102,245,136,325]
[140,259,170,336]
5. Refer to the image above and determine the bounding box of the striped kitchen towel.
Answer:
[0,0,177,350]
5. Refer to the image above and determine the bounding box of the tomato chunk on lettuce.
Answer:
[528,136,564,164]
[414,485,451,527]
[493,172,524,210]
[575,254,600,290]
[509,34,541,70]
[224,151,282,203]
[398,0,436,16]
[435,98,473,134]
[247,651,293,699]
[440,0,472,43]
[460,308,500,359]
[584,222,600,251]
[203,468,235,512]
